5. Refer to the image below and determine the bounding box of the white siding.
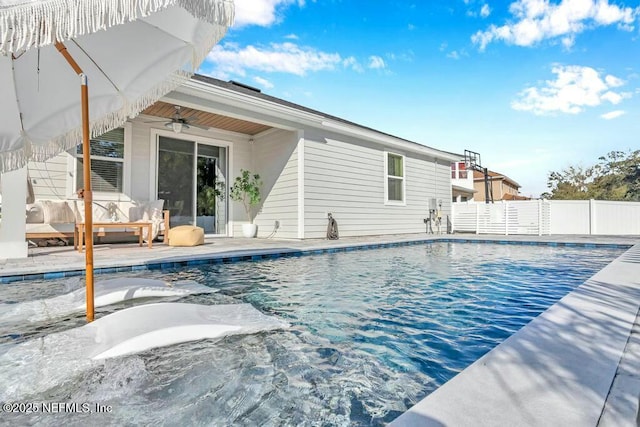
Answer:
[130,120,153,201]
[302,130,451,238]
[252,129,299,239]
[229,134,252,237]
[27,154,71,200]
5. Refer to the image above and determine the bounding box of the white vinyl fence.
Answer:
[452,200,640,236]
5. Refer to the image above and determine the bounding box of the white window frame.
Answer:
[384,151,406,205]
[70,123,131,200]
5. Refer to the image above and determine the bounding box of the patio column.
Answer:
[0,167,29,258]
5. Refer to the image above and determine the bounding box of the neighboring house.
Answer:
[5,75,460,252]
[472,169,530,202]
[450,161,476,202]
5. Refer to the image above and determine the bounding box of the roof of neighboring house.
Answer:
[189,75,463,162]
[473,169,521,188]
[502,193,532,201]
[452,184,477,195]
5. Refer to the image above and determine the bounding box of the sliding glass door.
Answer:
[157,136,227,235]
[196,144,227,234]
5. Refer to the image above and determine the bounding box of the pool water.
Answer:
[0,243,625,426]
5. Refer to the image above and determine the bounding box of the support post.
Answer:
[483,167,491,204]
[0,167,29,259]
[56,41,94,322]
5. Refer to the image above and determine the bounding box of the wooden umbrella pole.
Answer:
[55,42,95,322]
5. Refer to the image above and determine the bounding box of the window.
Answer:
[451,162,467,179]
[76,127,124,193]
[385,152,405,203]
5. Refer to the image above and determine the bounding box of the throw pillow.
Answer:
[26,204,45,223]
[147,199,165,221]
[41,200,75,224]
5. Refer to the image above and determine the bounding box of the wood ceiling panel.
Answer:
[141,101,272,135]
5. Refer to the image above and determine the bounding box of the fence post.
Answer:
[450,203,456,233]
[538,199,543,236]
[504,201,509,236]
[589,199,596,235]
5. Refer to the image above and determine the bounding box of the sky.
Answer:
[199,0,640,197]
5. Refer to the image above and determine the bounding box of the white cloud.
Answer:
[472,0,639,50]
[253,76,274,89]
[233,0,305,27]
[511,65,629,115]
[447,50,461,59]
[480,4,491,18]
[368,55,386,69]
[600,110,626,120]
[284,34,299,40]
[343,56,364,72]
[605,74,625,87]
[206,42,342,78]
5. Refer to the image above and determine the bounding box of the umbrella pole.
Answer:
[55,42,95,322]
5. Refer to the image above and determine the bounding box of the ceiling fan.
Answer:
[146,105,208,133]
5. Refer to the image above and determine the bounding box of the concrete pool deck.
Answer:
[1,233,639,426]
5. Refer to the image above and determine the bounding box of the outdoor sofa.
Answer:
[25,199,170,244]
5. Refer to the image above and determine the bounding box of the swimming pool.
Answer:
[0,242,625,426]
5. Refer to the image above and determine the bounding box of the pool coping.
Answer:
[0,236,633,283]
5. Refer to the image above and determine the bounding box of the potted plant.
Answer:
[229,169,262,237]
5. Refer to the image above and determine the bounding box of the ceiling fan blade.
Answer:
[181,114,200,122]
[188,123,210,131]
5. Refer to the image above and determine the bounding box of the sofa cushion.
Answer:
[40,200,75,224]
[74,201,112,223]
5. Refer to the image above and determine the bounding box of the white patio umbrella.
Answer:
[0,0,234,321]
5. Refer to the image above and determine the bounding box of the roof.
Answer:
[502,193,532,201]
[473,169,521,188]
[188,75,463,162]
[452,184,477,194]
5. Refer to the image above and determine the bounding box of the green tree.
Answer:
[542,150,640,201]
[229,169,262,223]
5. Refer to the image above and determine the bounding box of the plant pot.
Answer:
[242,223,258,238]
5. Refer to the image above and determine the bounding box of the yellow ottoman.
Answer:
[168,225,205,247]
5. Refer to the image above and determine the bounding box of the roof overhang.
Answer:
[166,78,462,163]
[452,184,477,195]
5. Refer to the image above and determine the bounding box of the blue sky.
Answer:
[201,0,640,197]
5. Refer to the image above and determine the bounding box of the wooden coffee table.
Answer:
[75,222,153,252]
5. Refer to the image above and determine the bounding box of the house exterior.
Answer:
[472,169,529,202]
[1,75,461,257]
[450,161,476,202]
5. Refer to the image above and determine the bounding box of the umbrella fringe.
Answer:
[0,0,234,54]
[178,0,235,29]
[0,68,198,174]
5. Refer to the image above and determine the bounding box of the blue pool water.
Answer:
[0,242,625,426]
